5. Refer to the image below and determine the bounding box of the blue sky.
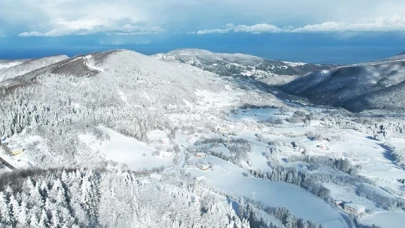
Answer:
[1,0,405,63]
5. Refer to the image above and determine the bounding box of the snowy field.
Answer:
[230,107,286,122]
[0,61,23,71]
[2,50,405,227]
[361,211,405,228]
[187,156,348,228]
[176,100,405,227]
[97,126,173,170]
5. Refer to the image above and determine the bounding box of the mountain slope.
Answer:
[0,55,68,83]
[383,51,405,61]
[0,169,248,228]
[281,57,405,112]
[0,49,280,168]
[154,49,332,81]
[0,50,233,106]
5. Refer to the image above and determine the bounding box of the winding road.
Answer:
[0,146,18,171]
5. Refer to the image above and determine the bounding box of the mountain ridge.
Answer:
[154,48,334,81]
[281,56,405,112]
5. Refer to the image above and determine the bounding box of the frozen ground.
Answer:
[97,126,173,170]
[187,156,349,228]
[361,211,405,228]
[2,50,405,227]
[0,61,23,71]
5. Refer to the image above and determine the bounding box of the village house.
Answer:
[149,173,162,182]
[334,200,343,207]
[12,148,24,156]
[344,203,366,216]
[194,152,207,158]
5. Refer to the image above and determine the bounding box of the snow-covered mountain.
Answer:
[1,49,405,228]
[281,55,405,112]
[0,49,280,167]
[154,49,333,81]
[0,55,68,83]
[383,51,405,61]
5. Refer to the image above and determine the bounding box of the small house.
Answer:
[12,148,24,156]
[150,173,162,182]
[335,200,343,207]
[344,203,366,216]
[195,152,207,158]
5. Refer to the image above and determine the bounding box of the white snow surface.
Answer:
[0,55,68,82]
[361,211,405,228]
[2,49,405,228]
[98,126,173,170]
[187,156,348,228]
[0,61,24,70]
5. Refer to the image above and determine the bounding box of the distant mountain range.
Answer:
[2,49,405,113]
[281,53,405,112]
[155,49,405,112]
[154,49,333,80]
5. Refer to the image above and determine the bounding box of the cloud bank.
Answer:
[1,0,405,37]
[195,16,405,34]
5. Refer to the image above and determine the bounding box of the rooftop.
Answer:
[345,203,366,210]
[150,173,162,180]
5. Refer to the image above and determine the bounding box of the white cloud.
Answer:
[2,0,405,37]
[196,23,281,34]
[5,0,160,37]
[195,16,405,34]
[18,19,163,37]
[292,15,405,32]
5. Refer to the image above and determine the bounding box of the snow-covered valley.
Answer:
[0,49,405,228]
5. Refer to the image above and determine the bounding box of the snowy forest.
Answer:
[1,50,405,228]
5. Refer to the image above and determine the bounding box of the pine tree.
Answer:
[50,210,61,228]
[18,201,29,227]
[0,191,14,226]
[9,194,19,218]
[29,212,39,227]
[39,209,50,228]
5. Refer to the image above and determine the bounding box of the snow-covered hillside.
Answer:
[154,49,333,82]
[1,49,405,228]
[383,51,405,61]
[0,55,68,83]
[0,169,249,227]
[281,57,405,112]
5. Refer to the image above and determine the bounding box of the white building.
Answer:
[334,200,343,207]
[195,152,207,158]
[150,173,162,182]
[344,203,366,216]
